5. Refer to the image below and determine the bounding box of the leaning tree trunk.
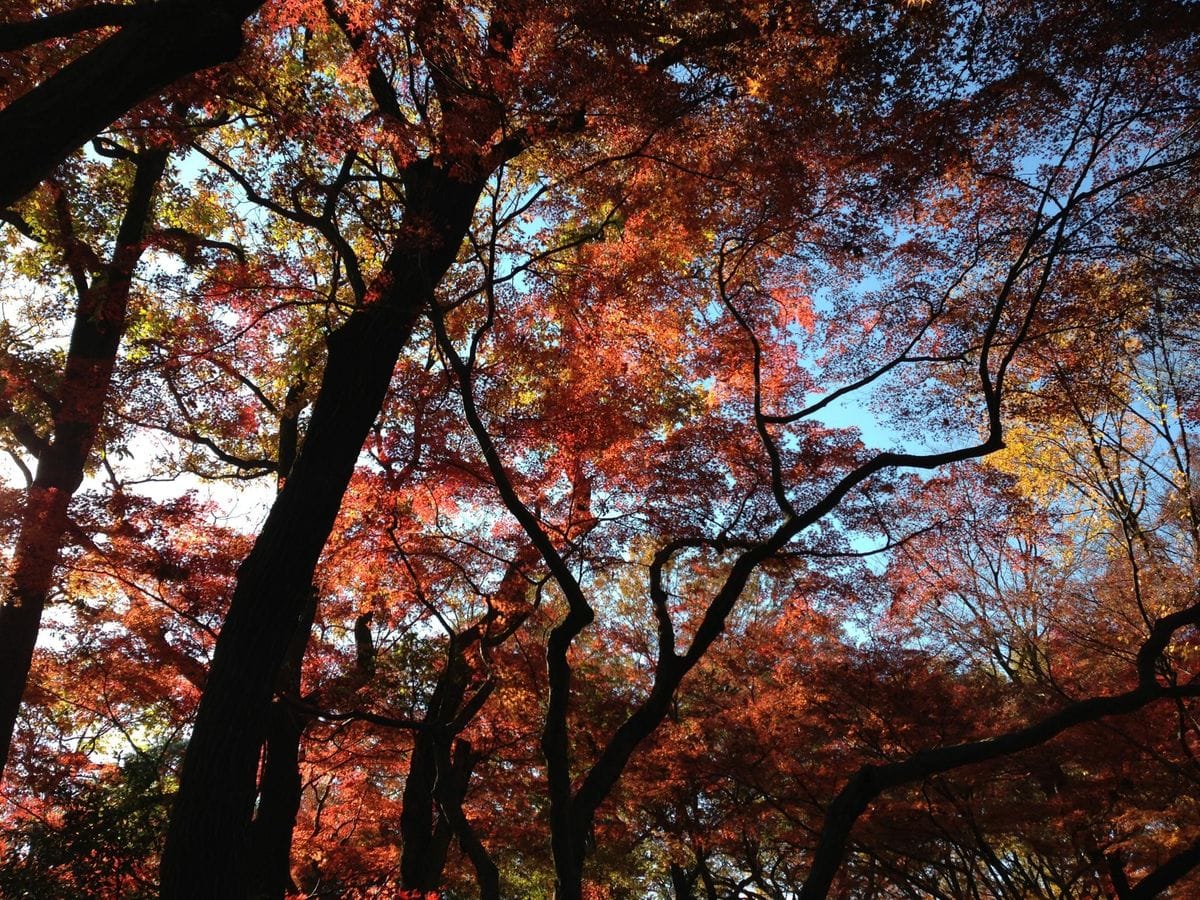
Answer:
[160,161,484,898]
[0,150,168,778]
[0,1,259,207]
[243,386,313,900]
[436,737,502,900]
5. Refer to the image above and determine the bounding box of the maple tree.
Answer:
[0,141,175,777]
[1,0,1200,898]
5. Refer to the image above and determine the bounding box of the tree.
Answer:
[1,1,1199,898]
[0,738,179,898]
[0,143,171,776]
[160,0,979,892]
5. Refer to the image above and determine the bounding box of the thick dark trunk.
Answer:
[160,163,483,898]
[0,1,258,207]
[401,727,498,896]
[553,853,586,900]
[0,150,167,778]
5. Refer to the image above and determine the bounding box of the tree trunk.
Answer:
[159,162,484,898]
[400,725,453,891]
[0,1,258,207]
[698,858,719,900]
[400,644,474,892]
[245,588,317,900]
[245,699,306,899]
[0,150,167,778]
[670,862,696,900]
[439,739,501,900]
[553,853,587,900]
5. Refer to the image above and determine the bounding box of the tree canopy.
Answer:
[1,1,1199,897]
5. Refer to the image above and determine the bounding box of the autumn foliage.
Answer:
[1,0,1200,897]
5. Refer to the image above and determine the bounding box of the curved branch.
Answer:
[800,598,1200,900]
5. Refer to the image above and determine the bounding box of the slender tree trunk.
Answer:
[397,561,533,899]
[0,150,167,778]
[438,738,501,900]
[544,622,593,900]
[245,586,317,900]
[0,1,259,207]
[698,858,719,900]
[160,162,484,898]
[669,862,696,900]
[400,646,476,892]
[246,700,306,899]
[246,602,374,898]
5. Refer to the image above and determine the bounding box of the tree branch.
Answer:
[0,3,142,53]
[800,598,1200,899]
